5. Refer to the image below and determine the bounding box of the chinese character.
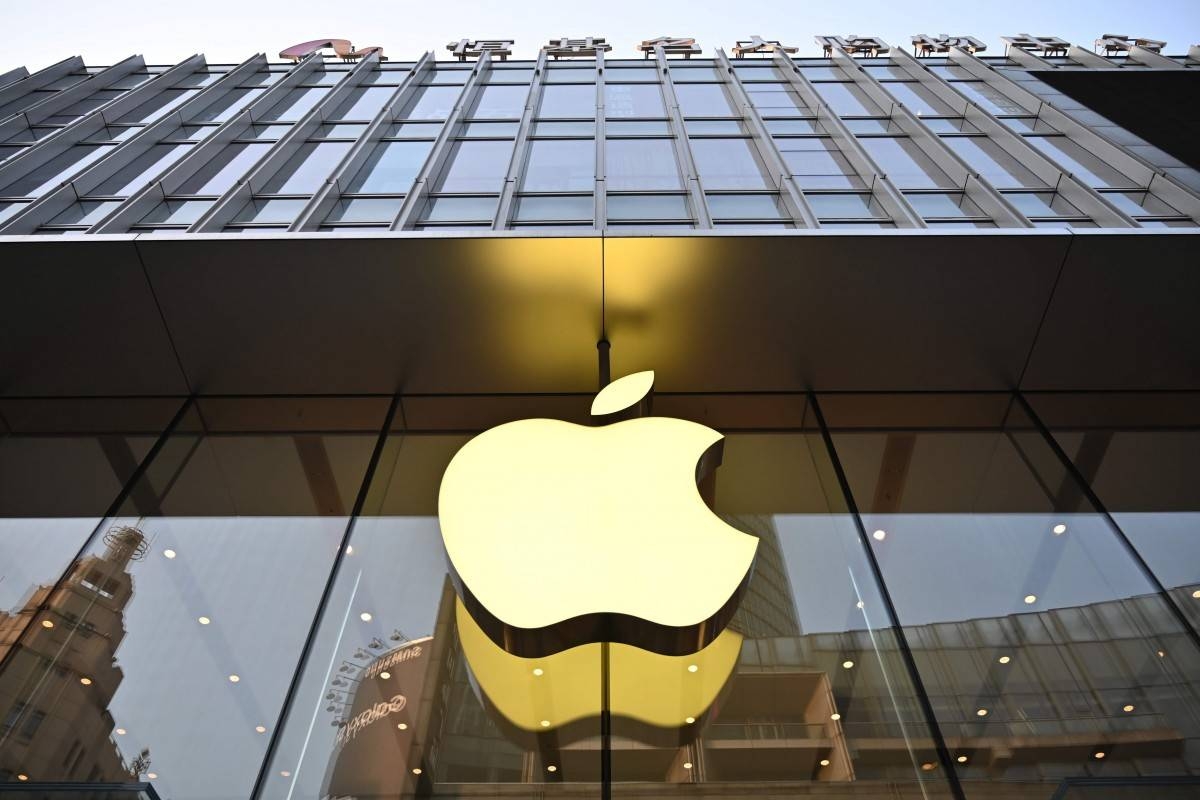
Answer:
[911,34,987,57]
[638,37,702,59]
[1001,34,1070,57]
[1094,34,1166,55]
[446,39,515,62]
[816,36,890,57]
[732,36,799,58]
[543,37,613,59]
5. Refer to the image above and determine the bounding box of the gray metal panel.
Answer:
[0,56,84,117]
[0,236,189,395]
[1021,230,1200,389]
[0,67,30,89]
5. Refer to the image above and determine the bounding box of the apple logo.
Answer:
[438,370,758,657]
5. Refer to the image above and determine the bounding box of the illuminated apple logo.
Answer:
[438,371,758,657]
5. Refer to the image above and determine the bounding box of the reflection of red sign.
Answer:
[321,638,431,798]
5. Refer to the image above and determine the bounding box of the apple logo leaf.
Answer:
[591,370,654,416]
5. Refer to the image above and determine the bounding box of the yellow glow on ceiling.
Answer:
[456,597,742,731]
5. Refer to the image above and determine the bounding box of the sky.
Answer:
[4,0,1199,73]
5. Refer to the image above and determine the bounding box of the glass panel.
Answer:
[1025,136,1137,188]
[828,394,1200,798]
[532,121,595,136]
[343,141,434,194]
[606,194,690,219]
[812,82,884,116]
[0,145,114,197]
[777,138,865,190]
[434,140,514,193]
[904,192,985,218]
[538,84,596,118]
[606,67,659,82]
[603,84,665,118]
[745,84,810,117]
[483,68,536,83]
[605,139,682,190]
[880,82,959,116]
[459,121,520,137]
[385,122,443,138]
[521,139,595,192]
[115,89,197,124]
[469,85,528,119]
[673,84,737,117]
[313,123,368,139]
[706,193,788,219]
[684,120,747,135]
[950,81,1028,116]
[173,142,271,195]
[327,86,395,121]
[47,200,121,226]
[423,69,471,85]
[807,193,887,219]
[1003,192,1083,217]
[1101,191,1182,217]
[87,143,193,197]
[857,137,956,189]
[420,195,499,222]
[231,197,309,223]
[259,86,330,122]
[689,138,772,190]
[137,199,213,225]
[671,67,724,82]
[399,85,462,120]
[765,119,823,134]
[513,194,593,221]
[941,137,1047,189]
[919,117,979,134]
[607,120,672,135]
[324,197,404,223]
[259,141,353,194]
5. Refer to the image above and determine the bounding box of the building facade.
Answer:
[0,31,1199,800]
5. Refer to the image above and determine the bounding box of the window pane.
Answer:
[950,81,1027,116]
[880,82,959,116]
[603,84,665,118]
[607,193,690,219]
[459,121,520,137]
[807,192,887,219]
[87,143,193,197]
[232,197,309,223]
[674,84,736,117]
[435,140,514,193]
[857,137,955,189]
[532,121,595,136]
[420,196,499,222]
[138,199,213,225]
[327,86,395,121]
[324,196,404,223]
[259,87,330,122]
[1025,136,1136,188]
[0,145,114,197]
[777,138,865,190]
[605,139,681,190]
[115,89,197,124]
[1003,191,1083,217]
[469,85,528,119]
[746,85,810,117]
[1101,191,1181,217]
[812,82,883,116]
[513,195,593,221]
[706,193,788,219]
[941,137,1047,189]
[399,85,462,120]
[174,142,271,195]
[521,139,594,192]
[904,192,985,218]
[47,200,121,226]
[343,140,433,194]
[259,142,352,194]
[690,138,772,190]
[538,84,596,118]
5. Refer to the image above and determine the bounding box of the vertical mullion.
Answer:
[494,50,549,229]
[391,52,493,231]
[657,45,712,228]
[807,392,968,800]
[594,50,607,230]
[248,394,401,800]
[715,49,818,228]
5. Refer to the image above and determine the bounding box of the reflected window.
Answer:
[328,86,395,121]
[434,140,514,193]
[173,142,271,195]
[259,141,353,195]
[603,84,665,118]
[857,137,955,189]
[343,141,433,194]
[689,138,772,190]
[469,85,528,119]
[605,139,681,190]
[538,84,596,118]
[521,139,595,192]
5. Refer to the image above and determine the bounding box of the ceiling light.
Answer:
[532,668,544,676]
[842,660,854,669]
[976,708,988,716]
[872,529,886,541]
[41,619,54,628]
[830,712,841,721]
[957,755,968,763]
[1157,649,1166,658]
[540,719,551,727]
[687,664,698,673]
[345,545,354,555]
[115,728,126,735]
[547,765,558,772]
[685,716,695,724]
[1023,595,1037,604]
[1123,704,1135,712]
[683,761,693,769]
[1094,751,1106,759]
[855,600,864,609]
[1052,523,1067,535]
[921,762,935,771]
[819,758,830,766]
[198,616,211,625]
[279,770,290,777]
[397,722,408,730]
[229,674,240,683]
[1192,589,1200,599]
[80,677,92,686]
[380,671,391,679]
[998,655,1011,664]
[163,549,176,559]
[360,612,372,622]
[412,768,422,775]
[17,774,28,781]
[147,772,158,779]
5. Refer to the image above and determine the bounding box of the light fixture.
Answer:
[380,671,391,680]
[360,612,372,622]
[255,725,267,733]
[685,716,696,724]
[80,677,92,686]
[198,616,211,625]
[957,755,968,763]
[397,722,408,730]
[17,774,28,781]
[412,768,422,775]
[1192,589,1200,599]
[819,759,830,766]
[229,674,240,683]
[163,549,176,559]
[921,762,935,771]
[856,600,864,609]
[683,762,693,769]
[532,667,544,676]
[147,773,158,780]
[976,708,988,717]
[1023,595,1037,605]
[1052,523,1067,535]
[41,619,54,629]
[842,660,854,669]
[345,545,354,555]
[872,529,886,541]
[998,655,1011,664]
[547,765,558,773]
[1123,704,1135,713]
[115,728,126,735]
[279,770,290,777]
[540,719,550,727]
[830,712,841,721]
[687,664,698,673]
[1094,751,1106,759]
[1157,649,1166,658]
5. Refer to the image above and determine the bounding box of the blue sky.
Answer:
[4,0,1199,71]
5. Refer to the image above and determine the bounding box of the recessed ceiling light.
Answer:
[229,674,240,683]
[147,773,158,779]
[41,619,54,628]
[957,755,968,763]
[1094,751,1106,759]
[685,716,695,724]
[540,719,550,727]
[1123,704,1135,712]
[163,549,176,559]
[547,765,558,772]
[976,708,988,716]
[687,664,698,673]
[198,616,211,625]
[998,655,1011,664]
[380,671,391,679]
[856,600,864,609]
[819,758,830,766]
[16,774,28,781]
[830,712,841,721]
[683,761,693,769]
[360,612,372,622]
[1052,523,1067,535]
[397,722,408,730]
[412,768,422,775]
[115,728,126,735]
[345,545,354,555]
[256,725,267,733]
[872,529,886,541]
[842,660,854,669]
[1192,589,1200,599]
[1023,595,1037,605]
[79,677,92,686]
[921,762,935,771]
[532,668,544,676]
[279,770,290,777]
[1157,649,1166,658]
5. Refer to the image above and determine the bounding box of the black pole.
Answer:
[597,339,611,389]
